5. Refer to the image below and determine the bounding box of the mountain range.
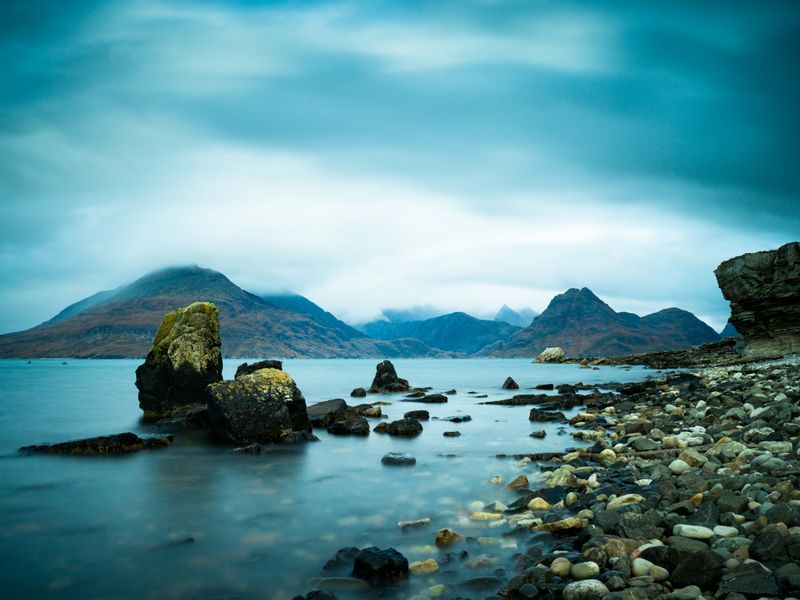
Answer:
[494,305,538,327]
[0,266,722,359]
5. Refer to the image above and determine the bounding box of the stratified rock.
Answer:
[206,368,311,444]
[535,347,565,363]
[235,360,282,378]
[715,241,800,356]
[352,546,408,585]
[369,360,410,393]
[135,302,223,419]
[502,377,519,390]
[20,432,173,455]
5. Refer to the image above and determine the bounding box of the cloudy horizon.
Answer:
[2,0,798,334]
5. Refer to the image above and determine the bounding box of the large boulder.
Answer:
[534,347,566,363]
[369,360,410,393]
[715,241,800,356]
[135,302,223,420]
[206,368,312,444]
[20,432,173,454]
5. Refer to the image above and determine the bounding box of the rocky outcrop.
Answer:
[20,432,173,454]
[535,347,565,363]
[369,360,409,393]
[715,241,800,357]
[235,359,282,378]
[134,302,223,420]
[206,367,312,443]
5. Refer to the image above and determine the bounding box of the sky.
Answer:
[1,0,798,334]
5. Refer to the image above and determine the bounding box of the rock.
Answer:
[530,429,547,439]
[372,422,389,434]
[206,368,312,444]
[352,547,408,586]
[506,475,529,490]
[404,410,429,420]
[535,347,566,363]
[527,498,551,511]
[749,531,788,567]
[670,550,724,590]
[235,360,282,378]
[669,459,691,475]
[606,494,644,511]
[231,443,261,454]
[369,360,410,393]
[308,399,349,428]
[434,529,461,547]
[562,579,609,600]
[327,417,370,436]
[409,559,438,575]
[529,409,566,422]
[502,377,519,390]
[631,557,668,582]
[385,418,423,437]
[323,547,360,572]
[570,561,600,580]
[406,394,448,404]
[350,387,367,398]
[629,437,659,451]
[533,517,588,532]
[20,432,173,455]
[154,405,210,430]
[673,524,714,540]
[381,452,415,466]
[135,302,223,419]
[714,241,800,356]
[718,568,783,598]
[440,415,471,423]
[398,518,430,530]
[443,431,461,437]
[550,557,572,577]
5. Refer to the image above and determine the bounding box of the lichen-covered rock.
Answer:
[369,360,410,393]
[135,302,223,420]
[534,347,566,363]
[715,241,800,357]
[206,368,311,443]
[235,359,282,378]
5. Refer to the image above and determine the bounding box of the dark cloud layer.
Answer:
[1,0,798,333]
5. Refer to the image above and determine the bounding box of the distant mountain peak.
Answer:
[494,305,537,328]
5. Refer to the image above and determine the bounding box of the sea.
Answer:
[0,358,660,600]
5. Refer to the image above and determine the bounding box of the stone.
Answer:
[350,387,367,397]
[550,557,572,577]
[598,448,616,466]
[533,517,588,532]
[308,399,349,428]
[323,547,359,572]
[381,452,415,466]
[206,367,312,444]
[570,561,600,580]
[443,431,461,437]
[527,498,551,511]
[404,410,429,421]
[535,347,566,363]
[384,418,422,437]
[235,360,282,378]
[20,432,173,455]
[670,550,724,590]
[629,437,659,452]
[562,579,609,600]
[714,241,800,356]
[398,518,430,530]
[327,417,370,436]
[713,525,739,538]
[409,559,438,575]
[135,302,223,419]
[352,546,408,585]
[530,429,547,439]
[470,512,503,521]
[369,360,410,393]
[434,529,461,547]
[506,475,529,490]
[673,524,714,540]
[669,459,691,475]
[606,494,644,511]
[502,377,519,390]
[718,568,783,598]
[749,531,788,567]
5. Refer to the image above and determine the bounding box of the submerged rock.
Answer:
[135,302,223,420]
[327,417,370,436]
[206,367,312,444]
[352,546,408,586]
[381,452,416,466]
[369,360,410,393]
[20,432,173,455]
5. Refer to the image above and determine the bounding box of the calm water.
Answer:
[0,359,657,600]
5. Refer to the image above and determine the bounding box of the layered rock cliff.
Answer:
[715,241,800,357]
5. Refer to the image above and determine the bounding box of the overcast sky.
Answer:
[1,0,798,333]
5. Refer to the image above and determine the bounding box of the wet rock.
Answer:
[434,529,461,547]
[441,415,471,423]
[403,410,429,421]
[398,518,430,530]
[352,546,408,586]
[350,387,367,398]
[718,567,783,598]
[231,443,261,454]
[20,432,173,455]
[405,394,448,404]
[530,430,546,439]
[443,431,461,437]
[327,417,370,436]
[628,437,659,452]
[506,475,529,490]
[673,524,714,540]
[535,347,566,363]
[154,406,210,430]
[535,383,554,390]
[323,547,360,572]
[369,360,410,393]
[409,559,438,575]
[386,418,423,437]
[570,561,600,580]
[135,302,223,420]
[381,452,415,466]
[207,367,312,444]
[562,579,609,600]
[670,550,724,590]
[235,360,282,378]
[529,409,566,422]
[308,399,349,428]
[749,531,788,567]
[502,377,519,390]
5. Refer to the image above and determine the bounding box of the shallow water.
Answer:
[0,358,657,599]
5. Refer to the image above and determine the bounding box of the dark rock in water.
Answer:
[386,418,423,437]
[670,550,724,590]
[502,377,519,390]
[302,590,337,600]
[327,417,370,436]
[403,394,447,404]
[529,409,566,422]
[235,360,282,378]
[530,430,546,438]
[281,431,319,443]
[206,368,312,444]
[352,546,408,585]
[381,452,416,466]
[441,415,471,423]
[444,389,457,395]
[134,302,223,420]
[308,399,349,428]
[443,431,461,437]
[350,388,367,398]
[369,360,410,393]
[535,383,554,390]
[404,410,429,421]
[232,443,262,454]
[714,241,800,357]
[324,547,360,572]
[155,406,210,430]
[20,432,173,455]
[373,422,389,434]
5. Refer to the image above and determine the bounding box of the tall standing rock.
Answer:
[715,242,800,357]
[369,360,410,393]
[206,367,312,444]
[135,302,223,420]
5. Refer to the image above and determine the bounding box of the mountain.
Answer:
[485,288,720,357]
[361,311,522,354]
[494,305,538,328]
[0,266,434,359]
[720,322,740,337]
[380,305,445,323]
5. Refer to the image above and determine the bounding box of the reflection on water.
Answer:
[0,358,656,599]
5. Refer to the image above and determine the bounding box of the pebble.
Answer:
[409,559,438,575]
[606,494,644,510]
[570,561,600,579]
[562,579,609,600]
[673,524,715,539]
[550,557,571,577]
[669,458,690,475]
[713,525,739,538]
